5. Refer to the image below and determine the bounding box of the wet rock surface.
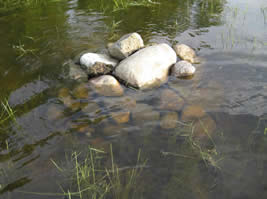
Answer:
[158,89,184,111]
[114,43,177,89]
[181,105,206,122]
[173,44,196,63]
[171,61,196,77]
[160,112,178,129]
[89,75,124,97]
[108,32,144,60]
[111,111,130,124]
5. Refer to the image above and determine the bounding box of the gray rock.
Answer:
[80,52,118,70]
[89,75,124,97]
[87,62,114,78]
[114,43,177,89]
[108,33,144,60]
[62,60,88,82]
[173,44,196,63]
[171,61,196,77]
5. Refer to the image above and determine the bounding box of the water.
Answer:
[0,0,267,198]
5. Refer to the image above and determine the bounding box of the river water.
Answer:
[0,0,267,198]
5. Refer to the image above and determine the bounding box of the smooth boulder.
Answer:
[114,43,177,89]
[89,75,124,97]
[171,61,196,77]
[173,44,196,63]
[80,53,118,76]
[108,33,144,60]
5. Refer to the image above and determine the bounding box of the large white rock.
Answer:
[173,44,196,63]
[89,75,124,97]
[171,61,196,77]
[114,43,177,89]
[108,33,144,60]
[80,53,118,68]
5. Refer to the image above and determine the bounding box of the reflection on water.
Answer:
[0,0,267,198]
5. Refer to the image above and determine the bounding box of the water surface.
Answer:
[0,0,267,198]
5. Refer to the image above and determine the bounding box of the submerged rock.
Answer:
[62,60,88,82]
[114,43,177,89]
[89,75,124,97]
[171,61,196,77]
[102,124,125,136]
[46,105,64,120]
[181,105,206,121]
[160,112,178,129]
[132,103,160,123]
[111,111,130,124]
[58,87,70,99]
[173,44,196,63]
[80,53,118,76]
[159,89,184,111]
[73,83,90,99]
[72,123,94,136]
[108,32,144,60]
[82,102,100,117]
[103,96,137,111]
[193,116,216,138]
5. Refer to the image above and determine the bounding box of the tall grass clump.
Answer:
[112,0,159,11]
[0,99,16,125]
[51,145,146,199]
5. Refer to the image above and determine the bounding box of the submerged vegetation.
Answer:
[49,146,145,199]
[0,99,16,125]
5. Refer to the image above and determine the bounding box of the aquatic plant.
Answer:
[50,145,145,199]
[0,99,16,125]
[12,41,38,59]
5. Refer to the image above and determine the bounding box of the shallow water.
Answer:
[0,0,267,198]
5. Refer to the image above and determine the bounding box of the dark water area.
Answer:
[0,0,267,198]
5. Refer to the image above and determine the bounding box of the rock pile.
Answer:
[66,32,198,94]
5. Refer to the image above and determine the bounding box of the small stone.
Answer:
[193,116,216,138]
[73,83,89,99]
[69,101,81,112]
[82,102,100,116]
[103,96,136,111]
[121,97,136,110]
[89,75,124,97]
[173,44,196,63]
[69,63,88,81]
[171,61,196,77]
[47,105,64,120]
[90,137,106,149]
[72,123,95,135]
[61,95,73,107]
[159,89,184,111]
[58,88,70,99]
[87,62,114,78]
[111,111,130,124]
[80,53,118,68]
[132,104,160,123]
[102,125,124,136]
[62,60,88,82]
[108,33,144,60]
[181,105,206,122]
[160,112,178,129]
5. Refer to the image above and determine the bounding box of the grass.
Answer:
[0,0,45,13]
[20,145,146,199]
[0,98,16,125]
[162,118,223,170]
[92,0,159,13]
[112,0,159,11]
[12,41,38,59]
